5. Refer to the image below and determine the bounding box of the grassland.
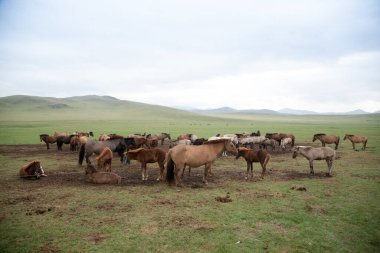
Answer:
[0,95,379,252]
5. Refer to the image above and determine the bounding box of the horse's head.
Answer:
[224,139,238,155]
[165,133,171,140]
[343,134,352,140]
[235,147,249,159]
[25,161,46,179]
[312,135,317,142]
[292,146,300,159]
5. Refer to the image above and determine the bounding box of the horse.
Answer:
[237,136,265,149]
[280,137,293,151]
[292,146,336,176]
[279,133,295,147]
[19,160,47,179]
[98,134,110,141]
[166,139,237,186]
[265,133,282,145]
[40,134,57,150]
[75,131,94,137]
[78,138,135,165]
[193,138,207,145]
[235,147,271,180]
[312,134,340,150]
[124,148,166,181]
[150,133,171,145]
[85,164,121,184]
[53,132,68,137]
[259,138,276,151]
[146,136,159,148]
[250,130,261,136]
[177,133,198,143]
[70,135,80,151]
[343,134,368,150]
[96,147,113,172]
[56,134,77,151]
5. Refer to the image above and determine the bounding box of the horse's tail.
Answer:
[291,136,295,147]
[263,153,271,169]
[78,143,86,165]
[165,150,175,184]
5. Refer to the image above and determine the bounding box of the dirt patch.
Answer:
[83,234,108,244]
[39,242,60,253]
[25,206,55,216]
[305,205,328,215]
[3,195,36,205]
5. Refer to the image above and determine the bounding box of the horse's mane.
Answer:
[40,134,49,137]
[238,147,251,151]
[314,133,326,137]
[345,134,354,137]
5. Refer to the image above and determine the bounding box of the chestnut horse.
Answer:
[313,134,340,150]
[343,134,368,150]
[124,148,166,181]
[235,147,271,180]
[166,139,237,186]
[40,134,57,150]
[19,160,47,179]
[96,147,113,172]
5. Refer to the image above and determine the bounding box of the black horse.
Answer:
[56,135,77,151]
[79,137,135,165]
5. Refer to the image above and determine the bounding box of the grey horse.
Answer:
[292,146,336,176]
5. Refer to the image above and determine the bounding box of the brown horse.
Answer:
[19,160,46,179]
[96,147,113,172]
[40,134,57,150]
[124,148,166,181]
[313,134,340,150]
[344,134,368,150]
[70,135,80,151]
[235,147,271,180]
[265,133,282,145]
[166,139,237,186]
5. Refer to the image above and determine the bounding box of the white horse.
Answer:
[238,136,265,149]
[280,137,293,151]
[292,146,336,176]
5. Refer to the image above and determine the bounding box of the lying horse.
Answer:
[313,133,340,150]
[78,138,135,165]
[96,147,113,172]
[235,147,271,180]
[166,139,237,186]
[344,134,368,150]
[124,148,166,181]
[40,134,57,150]
[292,146,336,176]
[85,164,121,184]
[19,160,47,179]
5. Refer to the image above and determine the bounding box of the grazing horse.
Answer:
[166,139,237,186]
[292,146,336,176]
[85,164,121,184]
[78,138,135,165]
[96,147,113,172]
[124,148,167,181]
[344,134,368,150]
[280,137,293,151]
[150,133,171,145]
[235,147,271,180]
[19,160,46,179]
[40,134,57,150]
[313,134,340,150]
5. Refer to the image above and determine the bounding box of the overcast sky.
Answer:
[0,0,379,112]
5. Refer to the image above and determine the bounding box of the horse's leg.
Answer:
[245,162,249,180]
[250,162,254,179]
[326,158,333,176]
[309,160,314,175]
[203,163,211,185]
[141,163,146,181]
[174,163,184,186]
[86,153,91,165]
[351,142,355,150]
[46,142,49,150]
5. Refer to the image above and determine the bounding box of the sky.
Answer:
[0,0,379,112]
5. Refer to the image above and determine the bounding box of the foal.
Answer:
[96,147,113,172]
[235,147,271,180]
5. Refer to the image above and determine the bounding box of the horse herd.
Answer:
[32,131,368,186]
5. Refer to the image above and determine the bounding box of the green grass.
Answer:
[0,95,379,252]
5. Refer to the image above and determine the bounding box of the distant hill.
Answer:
[0,95,205,121]
[278,108,318,115]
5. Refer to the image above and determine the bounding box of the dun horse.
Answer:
[235,147,271,180]
[343,134,368,150]
[124,148,166,181]
[166,139,237,186]
[292,146,336,176]
[150,133,171,145]
[313,134,340,150]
